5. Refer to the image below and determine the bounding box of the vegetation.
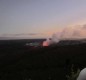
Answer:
[66,64,80,80]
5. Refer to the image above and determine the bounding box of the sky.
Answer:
[0,0,86,39]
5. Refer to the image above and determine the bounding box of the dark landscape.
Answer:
[0,39,86,80]
[1,0,86,80]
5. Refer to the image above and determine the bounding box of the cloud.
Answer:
[54,24,86,40]
[0,33,44,37]
[43,24,86,46]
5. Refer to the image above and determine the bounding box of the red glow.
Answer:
[43,41,49,46]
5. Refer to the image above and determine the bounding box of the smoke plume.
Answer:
[43,24,86,46]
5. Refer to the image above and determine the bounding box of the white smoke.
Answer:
[43,24,86,46]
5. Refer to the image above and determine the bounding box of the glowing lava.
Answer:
[43,41,49,46]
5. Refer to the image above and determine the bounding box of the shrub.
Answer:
[66,64,80,80]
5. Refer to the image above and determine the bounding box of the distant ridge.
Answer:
[0,37,16,40]
[0,37,46,40]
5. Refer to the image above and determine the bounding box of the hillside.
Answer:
[0,40,86,80]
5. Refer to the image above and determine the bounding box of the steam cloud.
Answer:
[43,24,86,46]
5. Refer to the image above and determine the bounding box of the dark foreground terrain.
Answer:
[0,39,86,80]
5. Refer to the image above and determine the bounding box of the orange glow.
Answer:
[43,41,49,46]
